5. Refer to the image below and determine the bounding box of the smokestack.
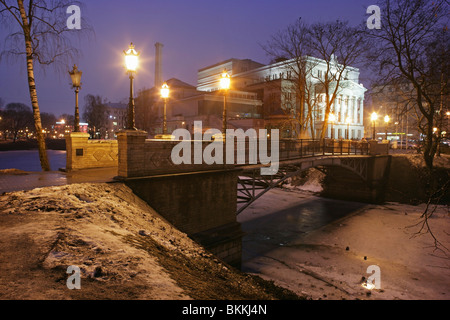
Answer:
[154,42,163,88]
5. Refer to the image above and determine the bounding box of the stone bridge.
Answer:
[66,130,391,268]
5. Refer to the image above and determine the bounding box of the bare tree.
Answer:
[2,102,33,142]
[262,19,318,139]
[262,19,369,139]
[309,20,369,140]
[82,94,107,139]
[40,111,56,129]
[0,0,91,170]
[366,0,448,169]
[135,87,160,134]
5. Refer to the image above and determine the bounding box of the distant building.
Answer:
[104,102,127,139]
[135,77,264,136]
[371,82,420,142]
[197,57,366,139]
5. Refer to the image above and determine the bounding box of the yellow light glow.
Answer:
[220,69,231,90]
[124,43,139,72]
[161,83,170,98]
[329,113,336,122]
[361,282,376,290]
[384,115,390,123]
[371,112,378,121]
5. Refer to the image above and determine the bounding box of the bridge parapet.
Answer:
[116,130,385,178]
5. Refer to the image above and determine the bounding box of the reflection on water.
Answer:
[0,150,66,171]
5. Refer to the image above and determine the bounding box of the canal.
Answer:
[0,150,66,172]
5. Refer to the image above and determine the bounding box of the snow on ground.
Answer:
[0,183,299,300]
[239,187,449,300]
[390,152,450,169]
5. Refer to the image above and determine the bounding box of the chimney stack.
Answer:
[154,42,163,88]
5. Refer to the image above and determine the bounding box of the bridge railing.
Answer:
[278,139,369,160]
[117,130,381,178]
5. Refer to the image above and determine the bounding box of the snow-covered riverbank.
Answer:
[239,187,449,300]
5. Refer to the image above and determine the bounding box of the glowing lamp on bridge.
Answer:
[220,69,231,138]
[124,42,140,130]
[161,82,170,134]
[161,82,170,99]
[124,43,139,72]
[220,69,231,90]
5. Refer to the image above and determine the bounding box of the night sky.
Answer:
[0,0,374,118]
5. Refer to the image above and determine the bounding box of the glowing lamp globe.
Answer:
[161,83,170,99]
[220,69,231,90]
[124,43,139,72]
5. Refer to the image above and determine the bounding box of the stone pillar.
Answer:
[65,132,90,171]
[117,130,148,178]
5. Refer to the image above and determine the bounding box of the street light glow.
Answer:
[329,113,336,123]
[124,43,139,72]
[371,112,378,122]
[384,115,390,123]
[220,69,231,90]
[161,83,170,99]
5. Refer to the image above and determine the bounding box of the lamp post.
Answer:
[371,112,378,140]
[220,69,231,138]
[384,115,390,141]
[124,43,140,130]
[346,116,351,140]
[329,113,336,139]
[69,64,82,132]
[160,82,170,134]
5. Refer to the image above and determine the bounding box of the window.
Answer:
[318,70,322,79]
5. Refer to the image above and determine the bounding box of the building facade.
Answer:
[197,57,367,139]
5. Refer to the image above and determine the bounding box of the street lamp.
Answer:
[160,82,170,134]
[124,43,140,130]
[384,115,390,141]
[329,113,336,139]
[220,69,231,137]
[371,112,378,140]
[69,64,82,132]
[346,116,352,140]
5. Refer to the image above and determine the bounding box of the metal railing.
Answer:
[278,139,369,161]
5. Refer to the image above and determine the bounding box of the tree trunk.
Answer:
[17,0,50,171]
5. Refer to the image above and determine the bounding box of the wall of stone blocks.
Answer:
[65,132,118,170]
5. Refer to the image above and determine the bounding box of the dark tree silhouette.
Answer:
[366,0,448,169]
[1,102,33,142]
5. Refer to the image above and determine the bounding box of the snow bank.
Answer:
[0,183,300,300]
